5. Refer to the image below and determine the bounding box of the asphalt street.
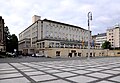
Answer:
[0,56,115,63]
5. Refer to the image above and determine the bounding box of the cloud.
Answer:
[96,16,111,24]
[0,0,120,37]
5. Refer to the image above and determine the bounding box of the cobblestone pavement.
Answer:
[0,57,120,83]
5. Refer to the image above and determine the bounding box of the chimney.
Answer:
[32,15,41,23]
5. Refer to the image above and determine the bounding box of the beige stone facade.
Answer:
[42,48,120,58]
[44,48,108,58]
[107,25,120,48]
[108,50,120,56]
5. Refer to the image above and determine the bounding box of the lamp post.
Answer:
[88,12,92,59]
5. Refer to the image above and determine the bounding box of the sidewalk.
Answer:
[0,57,120,83]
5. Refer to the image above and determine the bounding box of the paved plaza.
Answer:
[0,57,120,83]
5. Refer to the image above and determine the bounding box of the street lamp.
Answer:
[88,12,92,59]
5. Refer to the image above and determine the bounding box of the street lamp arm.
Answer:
[88,12,92,21]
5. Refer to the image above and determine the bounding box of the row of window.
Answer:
[36,41,89,49]
[45,27,87,35]
[44,31,88,41]
[45,22,85,32]
[56,51,106,57]
[109,39,114,41]
[37,42,45,48]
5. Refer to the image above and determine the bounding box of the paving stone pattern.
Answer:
[0,58,120,83]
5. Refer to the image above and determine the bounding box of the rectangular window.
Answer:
[42,42,45,48]
[40,43,41,48]
[117,52,120,54]
[41,24,43,27]
[37,43,39,48]
[56,51,60,56]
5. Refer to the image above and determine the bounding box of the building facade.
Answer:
[0,16,5,52]
[107,25,120,48]
[92,33,107,49]
[19,15,91,56]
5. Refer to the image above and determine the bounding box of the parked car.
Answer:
[32,53,45,57]
[6,52,16,57]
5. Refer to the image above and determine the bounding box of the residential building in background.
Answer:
[0,16,6,52]
[19,15,91,56]
[92,33,107,49]
[107,25,120,48]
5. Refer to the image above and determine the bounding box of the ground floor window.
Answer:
[117,52,120,54]
[74,53,77,57]
[102,52,104,56]
[90,53,92,57]
[86,53,88,57]
[99,53,101,56]
[78,53,81,57]
[56,51,60,56]
[68,53,72,57]
[93,53,95,57]
[71,50,76,53]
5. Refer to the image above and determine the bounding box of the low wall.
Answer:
[44,48,111,58]
[22,47,120,58]
[108,50,120,56]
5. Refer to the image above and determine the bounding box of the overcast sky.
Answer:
[0,0,120,37]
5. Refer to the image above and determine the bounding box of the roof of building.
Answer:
[97,33,106,37]
[92,35,97,38]
[107,24,120,30]
[92,33,106,37]
[19,20,39,35]
[19,17,89,35]
[43,19,88,31]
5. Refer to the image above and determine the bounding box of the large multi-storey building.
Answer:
[0,16,5,52]
[107,25,120,48]
[19,15,91,56]
[92,33,107,49]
